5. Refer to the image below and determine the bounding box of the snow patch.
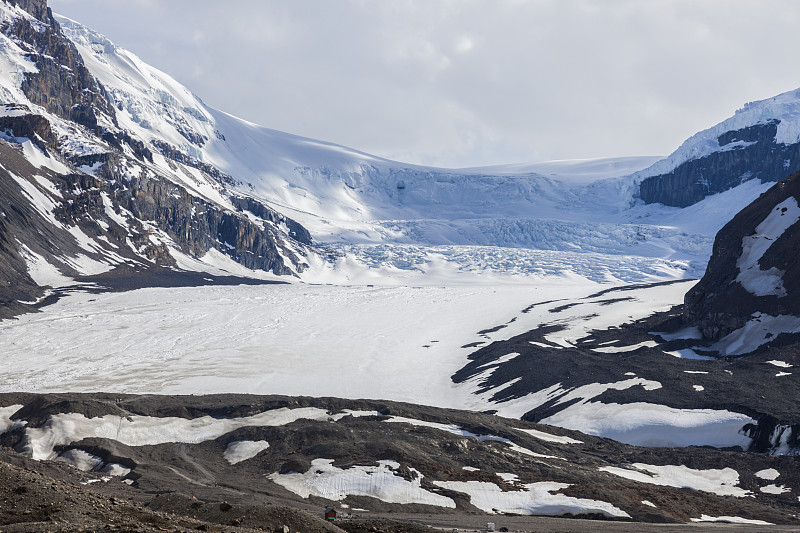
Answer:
[19,139,71,174]
[760,484,791,495]
[269,459,455,508]
[18,244,72,287]
[102,463,132,477]
[592,340,658,353]
[224,440,270,465]
[55,449,104,472]
[22,407,334,460]
[384,416,558,459]
[600,464,749,497]
[711,312,800,356]
[690,515,773,525]
[767,360,793,368]
[514,428,582,445]
[736,197,800,297]
[664,348,715,360]
[0,405,25,434]
[432,480,629,518]
[652,326,702,341]
[755,468,780,481]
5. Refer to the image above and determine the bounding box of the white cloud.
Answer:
[48,0,800,168]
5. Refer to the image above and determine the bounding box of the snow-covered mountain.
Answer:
[635,89,800,207]
[1,0,784,304]
[0,0,318,316]
[50,10,778,291]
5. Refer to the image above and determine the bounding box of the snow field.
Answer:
[599,464,750,497]
[533,282,695,349]
[0,272,764,451]
[542,401,754,449]
[0,281,599,408]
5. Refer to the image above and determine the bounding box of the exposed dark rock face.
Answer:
[110,173,306,275]
[0,111,57,152]
[232,195,313,245]
[639,121,800,207]
[2,4,115,130]
[684,171,800,340]
[6,0,46,20]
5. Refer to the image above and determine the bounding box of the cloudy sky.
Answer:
[49,0,800,168]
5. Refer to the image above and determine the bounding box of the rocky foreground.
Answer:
[0,393,797,531]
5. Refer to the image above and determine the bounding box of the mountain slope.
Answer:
[684,170,800,345]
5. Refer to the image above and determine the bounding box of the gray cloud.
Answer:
[49,0,800,167]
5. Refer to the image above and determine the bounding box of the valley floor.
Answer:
[0,274,689,412]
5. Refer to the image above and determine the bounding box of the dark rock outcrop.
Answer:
[684,171,800,340]
[0,112,57,152]
[639,121,800,207]
[2,4,115,130]
[151,140,233,186]
[7,0,47,21]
